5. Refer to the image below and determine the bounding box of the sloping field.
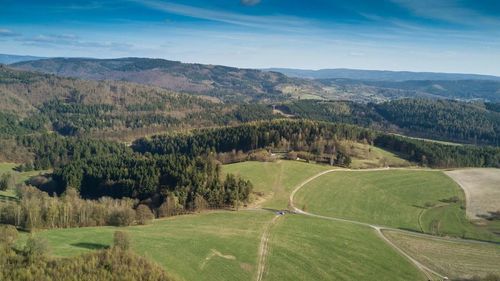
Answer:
[265,215,425,281]
[445,168,500,220]
[223,160,331,209]
[339,141,412,169]
[384,230,500,279]
[35,211,274,281]
[294,170,500,242]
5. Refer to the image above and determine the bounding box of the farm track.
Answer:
[255,214,282,281]
[284,167,494,281]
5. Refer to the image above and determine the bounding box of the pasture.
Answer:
[33,210,274,281]
[265,215,425,281]
[223,160,331,209]
[294,169,500,242]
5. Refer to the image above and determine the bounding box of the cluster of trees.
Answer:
[0,185,153,230]
[15,133,130,170]
[0,225,172,281]
[51,154,253,210]
[278,99,500,146]
[132,119,375,161]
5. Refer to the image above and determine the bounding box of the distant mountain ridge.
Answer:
[265,68,500,81]
[9,55,500,102]
[0,54,46,64]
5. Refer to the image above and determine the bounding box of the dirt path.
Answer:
[288,168,449,281]
[255,214,282,281]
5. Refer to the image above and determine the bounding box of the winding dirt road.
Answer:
[288,168,448,281]
[254,167,497,281]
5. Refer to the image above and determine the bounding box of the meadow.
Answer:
[293,169,500,242]
[223,160,331,209]
[32,210,274,281]
[265,214,425,281]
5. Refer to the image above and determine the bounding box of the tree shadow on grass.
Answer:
[71,242,109,250]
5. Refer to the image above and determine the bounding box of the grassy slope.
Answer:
[0,162,49,200]
[340,141,411,169]
[35,210,273,281]
[384,230,500,279]
[294,170,500,242]
[223,160,331,209]
[265,215,425,281]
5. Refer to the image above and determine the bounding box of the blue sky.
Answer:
[1,0,500,75]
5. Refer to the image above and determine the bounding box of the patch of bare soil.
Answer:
[445,169,500,220]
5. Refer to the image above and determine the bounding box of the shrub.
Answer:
[108,208,136,226]
[24,235,50,262]
[0,173,15,191]
[135,204,154,225]
[0,225,18,246]
[113,231,130,251]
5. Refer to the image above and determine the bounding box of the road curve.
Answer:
[288,168,448,281]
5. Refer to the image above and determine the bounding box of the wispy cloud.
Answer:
[0,28,21,37]
[133,0,311,32]
[240,0,261,6]
[18,34,133,51]
[390,0,500,27]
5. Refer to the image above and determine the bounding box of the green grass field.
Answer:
[383,230,500,279]
[223,160,331,209]
[33,210,274,281]
[294,170,500,242]
[265,215,425,281]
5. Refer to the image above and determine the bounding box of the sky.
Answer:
[1,0,500,75]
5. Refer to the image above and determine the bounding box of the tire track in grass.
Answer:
[255,214,282,281]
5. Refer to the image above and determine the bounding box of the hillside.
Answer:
[0,66,276,141]
[11,57,320,103]
[12,57,500,103]
[267,68,500,81]
[278,99,500,145]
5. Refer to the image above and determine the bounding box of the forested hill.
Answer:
[12,57,500,102]
[278,99,500,146]
[0,66,277,141]
[11,57,319,103]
